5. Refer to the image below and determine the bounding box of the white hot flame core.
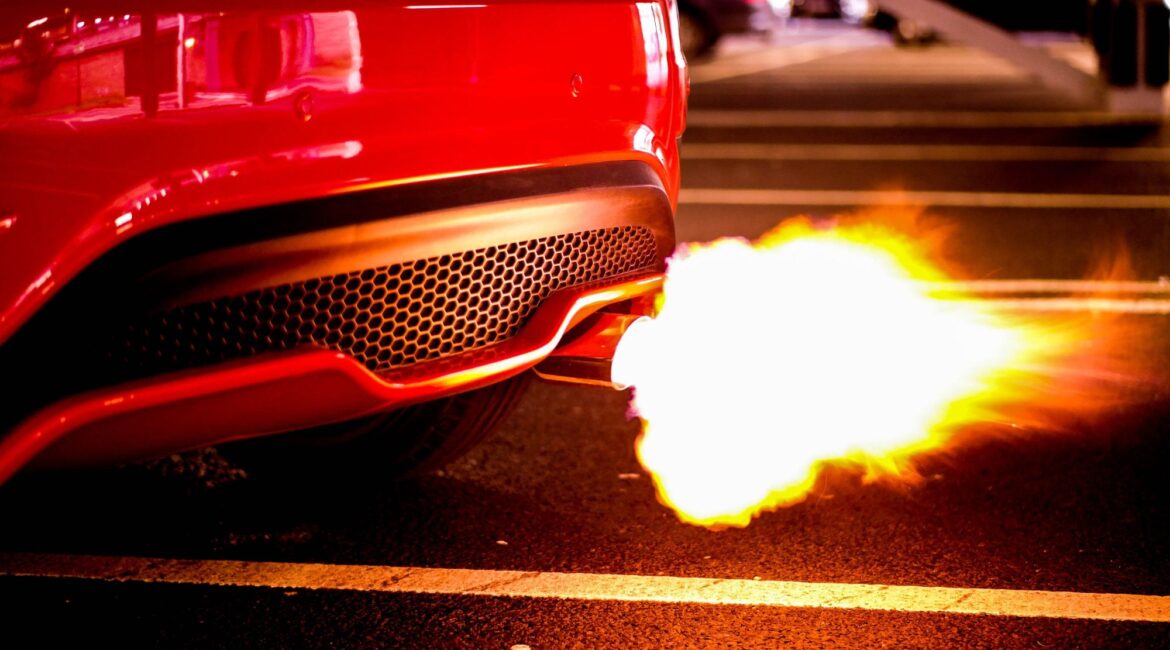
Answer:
[612,227,1032,527]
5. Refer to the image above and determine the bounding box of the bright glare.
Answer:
[612,218,1081,528]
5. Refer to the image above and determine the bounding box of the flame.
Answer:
[612,211,1145,528]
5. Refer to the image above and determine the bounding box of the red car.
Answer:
[0,1,687,483]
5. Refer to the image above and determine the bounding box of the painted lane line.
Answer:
[698,32,869,64]
[928,281,1170,314]
[686,110,1164,128]
[977,298,1170,315]
[926,280,1170,295]
[690,35,871,84]
[679,188,1170,210]
[2,553,1169,623]
[681,143,1170,163]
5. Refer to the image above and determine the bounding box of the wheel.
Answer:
[678,9,718,61]
[893,19,938,47]
[220,373,532,483]
[866,10,899,33]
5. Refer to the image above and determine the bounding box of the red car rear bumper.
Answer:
[1,274,662,482]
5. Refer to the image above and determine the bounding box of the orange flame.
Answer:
[611,211,1149,528]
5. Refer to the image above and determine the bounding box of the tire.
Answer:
[220,373,532,483]
[893,19,938,47]
[678,9,718,61]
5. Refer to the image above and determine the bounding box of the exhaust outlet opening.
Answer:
[534,312,651,389]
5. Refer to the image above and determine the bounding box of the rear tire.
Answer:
[221,373,532,483]
[893,19,938,47]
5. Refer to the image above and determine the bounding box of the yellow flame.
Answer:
[611,215,1131,528]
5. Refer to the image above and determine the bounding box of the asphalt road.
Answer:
[3,21,1170,648]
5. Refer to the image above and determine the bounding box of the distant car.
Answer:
[861,0,1091,45]
[0,1,687,485]
[677,0,782,59]
[789,0,841,18]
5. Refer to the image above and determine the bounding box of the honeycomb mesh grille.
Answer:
[115,226,657,374]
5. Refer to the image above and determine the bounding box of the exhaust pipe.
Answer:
[534,312,649,389]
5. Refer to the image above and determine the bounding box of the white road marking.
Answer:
[690,35,870,84]
[692,39,1097,84]
[1,553,1168,622]
[927,279,1170,295]
[682,143,1170,163]
[686,109,1164,128]
[679,188,1170,210]
[977,298,1170,314]
[924,280,1170,314]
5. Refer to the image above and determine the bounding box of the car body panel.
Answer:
[0,1,686,344]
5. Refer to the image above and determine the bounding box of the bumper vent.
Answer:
[116,225,657,374]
